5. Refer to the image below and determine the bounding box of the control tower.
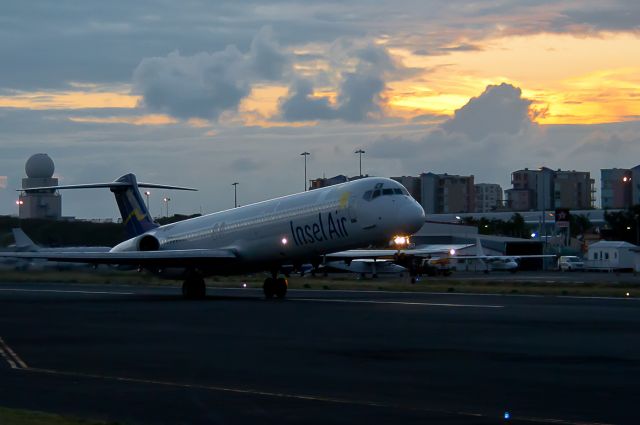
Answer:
[18,153,62,219]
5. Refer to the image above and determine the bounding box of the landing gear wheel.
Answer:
[182,276,206,300]
[263,277,276,298]
[275,277,288,299]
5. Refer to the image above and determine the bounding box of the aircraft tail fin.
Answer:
[20,173,197,238]
[12,228,38,251]
[110,174,160,238]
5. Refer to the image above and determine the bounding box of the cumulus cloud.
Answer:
[279,43,400,122]
[132,27,290,120]
[441,83,534,139]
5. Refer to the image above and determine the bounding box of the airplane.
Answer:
[0,174,425,299]
[11,228,111,253]
[325,243,473,282]
[455,237,554,273]
[323,258,407,278]
[8,228,111,270]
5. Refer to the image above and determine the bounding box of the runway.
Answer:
[0,282,639,424]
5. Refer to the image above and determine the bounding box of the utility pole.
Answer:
[232,182,239,208]
[300,152,310,191]
[355,149,365,177]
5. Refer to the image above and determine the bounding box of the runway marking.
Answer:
[0,288,134,296]
[16,366,611,425]
[0,336,28,369]
[0,334,613,425]
[293,298,503,308]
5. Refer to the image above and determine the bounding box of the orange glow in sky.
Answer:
[387,32,640,125]
[2,32,639,127]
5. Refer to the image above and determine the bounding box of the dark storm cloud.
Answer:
[2,1,637,91]
[549,1,640,33]
[279,44,402,122]
[132,28,290,120]
[0,0,366,91]
[441,83,533,139]
[279,80,337,121]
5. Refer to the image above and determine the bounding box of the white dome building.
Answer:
[18,153,61,219]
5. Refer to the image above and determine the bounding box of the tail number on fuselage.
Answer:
[289,212,348,246]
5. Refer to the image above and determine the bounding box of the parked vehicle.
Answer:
[558,256,584,271]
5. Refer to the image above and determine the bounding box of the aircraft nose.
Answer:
[396,199,425,234]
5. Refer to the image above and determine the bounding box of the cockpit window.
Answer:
[372,189,381,199]
[393,188,403,195]
[383,188,394,195]
[363,190,372,201]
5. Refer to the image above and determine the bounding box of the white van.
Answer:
[558,256,584,271]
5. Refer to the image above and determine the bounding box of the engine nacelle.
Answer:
[111,233,160,252]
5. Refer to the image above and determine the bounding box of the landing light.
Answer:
[449,248,456,256]
[281,237,288,245]
[393,235,410,246]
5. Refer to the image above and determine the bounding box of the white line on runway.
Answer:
[293,298,503,308]
[19,366,610,425]
[0,332,610,425]
[0,288,134,295]
[0,336,28,369]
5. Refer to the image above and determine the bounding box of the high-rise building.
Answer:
[601,168,632,209]
[420,172,475,214]
[554,170,594,209]
[390,176,421,203]
[475,183,503,212]
[632,165,640,206]
[506,167,594,211]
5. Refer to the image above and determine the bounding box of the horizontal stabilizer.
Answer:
[18,182,197,192]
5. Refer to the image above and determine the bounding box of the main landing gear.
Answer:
[263,275,288,299]
[182,275,206,300]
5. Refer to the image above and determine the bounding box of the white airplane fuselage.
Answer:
[112,177,425,276]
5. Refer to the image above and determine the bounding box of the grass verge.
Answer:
[0,406,120,425]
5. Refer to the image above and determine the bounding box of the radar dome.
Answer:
[25,153,55,178]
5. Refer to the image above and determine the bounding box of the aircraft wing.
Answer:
[0,249,237,267]
[326,244,474,260]
[458,254,556,260]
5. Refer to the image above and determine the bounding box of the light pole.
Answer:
[163,197,171,217]
[355,149,365,177]
[232,182,239,208]
[300,152,310,191]
[144,191,151,211]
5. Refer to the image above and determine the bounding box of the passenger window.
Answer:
[383,188,393,195]
[363,190,372,201]
[372,190,381,199]
[393,188,403,195]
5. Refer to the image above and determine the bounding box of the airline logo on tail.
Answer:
[123,208,148,226]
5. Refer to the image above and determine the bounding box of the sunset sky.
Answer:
[1,0,639,217]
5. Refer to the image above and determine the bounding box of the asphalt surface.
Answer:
[0,282,639,424]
